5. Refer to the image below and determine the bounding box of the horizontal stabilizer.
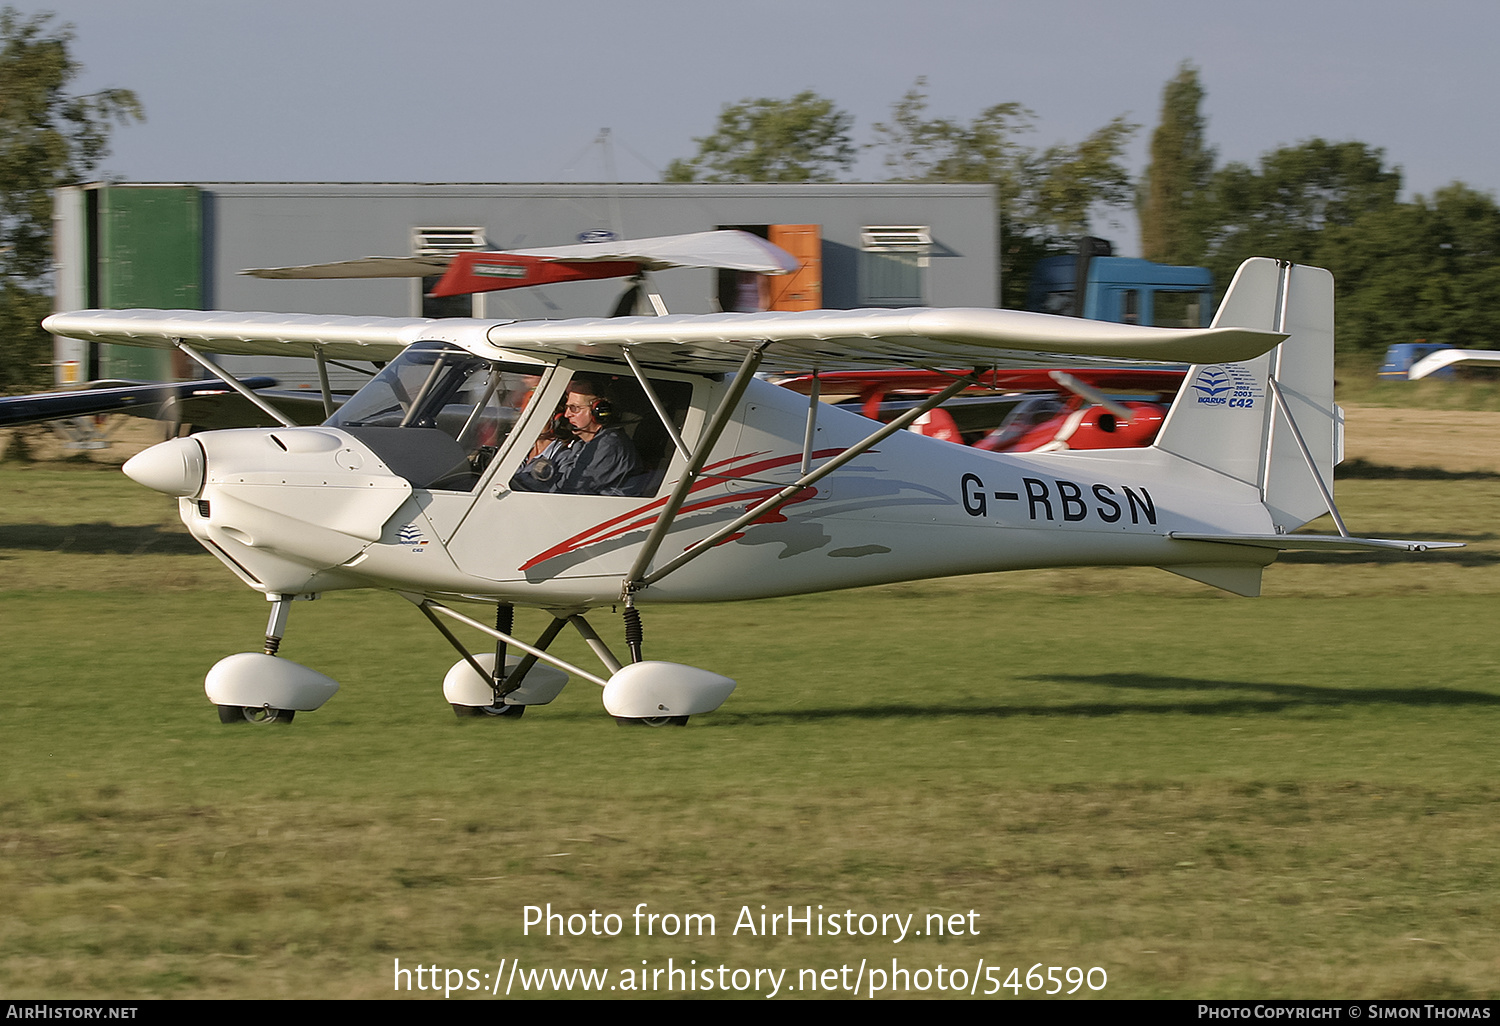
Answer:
[1171,532,1463,553]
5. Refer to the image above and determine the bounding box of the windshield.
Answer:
[329,342,543,490]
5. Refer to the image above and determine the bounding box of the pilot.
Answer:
[511,378,642,495]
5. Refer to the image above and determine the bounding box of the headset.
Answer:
[585,396,614,423]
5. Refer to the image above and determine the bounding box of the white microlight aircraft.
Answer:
[44,258,1457,726]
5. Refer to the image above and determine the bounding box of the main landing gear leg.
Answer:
[567,614,622,674]
[418,599,732,727]
[612,600,686,727]
[478,615,571,719]
[479,602,521,718]
[622,599,644,664]
[422,601,574,720]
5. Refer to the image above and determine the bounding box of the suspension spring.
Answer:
[493,603,514,699]
[622,603,644,664]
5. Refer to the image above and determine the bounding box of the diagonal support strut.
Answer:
[635,368,983,590]
[622,342,771,592]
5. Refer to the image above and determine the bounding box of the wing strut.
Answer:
[630,369,982,593]
[800,371,820,476]
[173,341,298,428]
[623,347,691,462]
[313,347,335,418]
[323,357,379,378]
[1048,370,1133,420]
[623,342,771,589]
[643,272,669,316]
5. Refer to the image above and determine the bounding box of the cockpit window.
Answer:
[510,371,693,498]
[329,342,542,491]
[980,394,1067,451]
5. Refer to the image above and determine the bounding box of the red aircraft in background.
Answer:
[241,230,800,311]
[776,367,1186,453]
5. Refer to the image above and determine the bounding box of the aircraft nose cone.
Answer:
[123,437,206,497]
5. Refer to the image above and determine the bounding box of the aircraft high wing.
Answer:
[1408,348,1500,380]
[0,377,274,429]
[241,228,800,300]
[42,258,1460,728]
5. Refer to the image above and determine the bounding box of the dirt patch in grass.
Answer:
[1342,404,1500,475]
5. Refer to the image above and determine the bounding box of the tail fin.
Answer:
[1154,258,1338,532]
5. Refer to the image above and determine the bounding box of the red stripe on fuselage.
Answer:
[518,447,843,571]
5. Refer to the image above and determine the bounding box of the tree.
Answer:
[1200,139,1401,287]
[870,77,1033,189]
[0,7,142,392]
[1190,138,1500,354]
[1317,183,1500,353]
[1028,116,1138,240]
[1139,62,1215,266]
[1194,139,1404,352]
[870,78,1137,306]
[664,91,854,184]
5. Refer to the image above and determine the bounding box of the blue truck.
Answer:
[1377,341,1458,380]
[1025,238,1215,327]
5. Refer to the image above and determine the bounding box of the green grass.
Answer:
[1337,351,1500,410]
[1,461,1497,999]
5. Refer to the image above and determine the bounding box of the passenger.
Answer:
[511,379,642,495]
[511,402,577,489]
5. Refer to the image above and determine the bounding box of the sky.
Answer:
[31,0,1500,255]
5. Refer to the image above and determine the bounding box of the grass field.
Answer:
[1,412,1497,1000]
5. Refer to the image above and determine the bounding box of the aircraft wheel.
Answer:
[452,703,526,719]
[615,715,689,727]
[218,705,294,724]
